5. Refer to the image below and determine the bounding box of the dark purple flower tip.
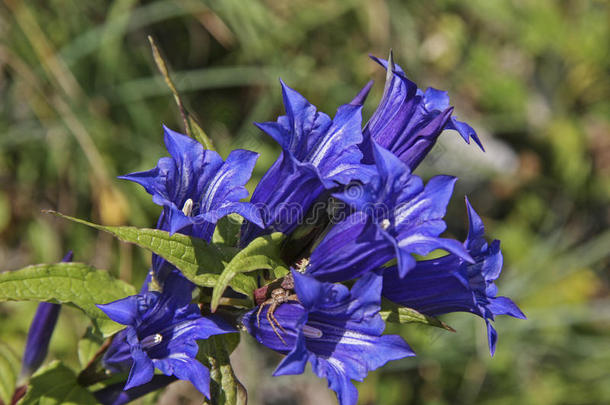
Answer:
[61,250,74,262]
[97,273,236,397]
[349,80,374,106]
[119,126,262,241]
[382,197,525,355]
[361,54,483,170]
[19,251,73,380]
[242,271,413,405]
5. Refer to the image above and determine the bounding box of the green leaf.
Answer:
[20,361,98,405]
[187,116,215,151]
[0,262,135,336]
[148,35,215,150]
[211,233,286,312]
[198,335,246,405]
[212,214,243,247]
[380,301,456,333]
[45,211,254,299]
[77,327,104,370]
[0,342,19,404]
[271,266,290,280]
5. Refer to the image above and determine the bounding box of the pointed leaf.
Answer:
[212,214,243,247]
[211,233,286,312]
[0,262,135,336]
[380,300,456,333]
[20,361,98,405]
[187,116,215,151]
[45,211,254,298]
[198,335,246,405]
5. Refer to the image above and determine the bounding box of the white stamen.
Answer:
[302,324,323,339]
[380,219,391,230]
[295,258,309,273]
[141,333,163,349]
[182,198,194,216]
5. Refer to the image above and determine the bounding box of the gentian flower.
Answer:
[242,271,413,405]
[119,125,263,241]
[361,54,483,170]
[382,198,526,355]
[19,251,73,380]
[97,273,235,396]
[306,143,472,282]
[241,80,369,245]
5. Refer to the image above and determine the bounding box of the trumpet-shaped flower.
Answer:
[361,55,483,170]
[241,80,369,245]
[119,126,262,241]
[307,143,471,282]
[382,198,526,355]
[97,274,235,396]
[242,271,413,405]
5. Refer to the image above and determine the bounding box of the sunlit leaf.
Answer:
[45,211,255,299]
[0,262,135,336]
[380,301,456,333]
[211,233,286,312]
[212,214,244,247]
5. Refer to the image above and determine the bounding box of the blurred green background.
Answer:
[1,0,609,404]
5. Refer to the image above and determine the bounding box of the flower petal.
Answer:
[307,213,395,282]
[97,296,142,326]
[489,296,526,319]
[241,151,324,245]
[242,302,304,353]
[156,353,211,398]
[382,199,525,355]
[124,347,154,390]
[273,332,309,376]
[163,125,205,174]
[363,55,482,169]
[248,272,414,405]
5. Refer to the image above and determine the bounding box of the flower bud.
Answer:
[19,251,72,380]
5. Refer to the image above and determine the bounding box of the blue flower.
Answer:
[97,274,235,396]
[20,251,72,380]
[382,198,526,355]
[119,126,263,241]
[360,54,483,170]
[102,262,180,375]
[306,143,472,282]
[241,80,369,245]
[242,271,413,405]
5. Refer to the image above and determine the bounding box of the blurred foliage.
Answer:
[0,0,608,404]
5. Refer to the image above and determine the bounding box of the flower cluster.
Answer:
[241,56,524,404]
[92,54,524,404]
[95,128,263,401]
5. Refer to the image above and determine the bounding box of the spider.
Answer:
[256,273,299,345]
